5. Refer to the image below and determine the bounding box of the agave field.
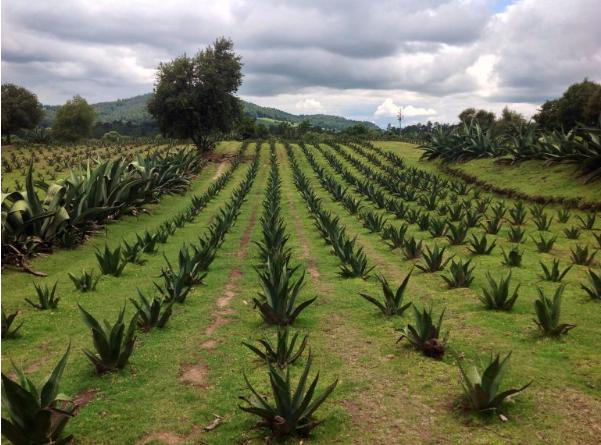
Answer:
[2,139,601,444]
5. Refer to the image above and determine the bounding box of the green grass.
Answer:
[2,140,601,444]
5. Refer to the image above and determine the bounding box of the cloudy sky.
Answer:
[2,0,600,127]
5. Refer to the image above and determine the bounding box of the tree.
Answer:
[52,95,95,142]
[147,37,243,153]
[458,107,496,129]
[493,106,527,137]
[1,84,44,143]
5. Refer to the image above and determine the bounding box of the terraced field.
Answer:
[2,141,601,444]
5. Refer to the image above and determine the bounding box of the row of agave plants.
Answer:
[2,145,204,269]
[420,122,601,183]
[291,142,600,414]
[239,141,337,437]
[305,141,600,302]
[0,144,262,445]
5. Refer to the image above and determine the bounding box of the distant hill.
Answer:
[42,94,380,131]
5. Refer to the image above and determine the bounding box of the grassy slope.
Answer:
[374,141,601,203]
[2,141,600,444]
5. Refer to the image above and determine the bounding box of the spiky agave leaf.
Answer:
[359,272,412,316]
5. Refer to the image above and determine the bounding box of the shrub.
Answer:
[359,273,412,316]
[1,346,74,445]
[79,304,137,372]
[457,352,531,412]
[239,354,337,437]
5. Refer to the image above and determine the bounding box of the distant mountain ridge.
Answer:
[43,93,380,131]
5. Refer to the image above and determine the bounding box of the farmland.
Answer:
[2,139,600,444]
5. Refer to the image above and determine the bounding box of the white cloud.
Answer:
[295,98,325,113]
[374,99,437,118]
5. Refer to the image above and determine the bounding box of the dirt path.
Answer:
[211,161,228,180]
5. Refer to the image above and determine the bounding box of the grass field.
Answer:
[2,140,601,444]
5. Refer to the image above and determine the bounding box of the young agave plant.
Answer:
[539,259,572,282]
[457,352,531,412]
[79,304,137,372]
[416,245,452,273]
[403,237,423,260]
[581,269,601,300]
[129,289,174,332]
[26,280,60,310]
[68,269,100,292]
[533,213,553,231]
[242,328,308,368]
[1,306,23,339]
[481,215,503,235]
[381,223,408,249]
[593,232,601,249]
[137,230,159,254]
[341,195,363,214]
[507,226,525,243]
[121,239,146,265]
[508,202,528,225]
[254,257,316,326]
[361,210,388,233]
[239,354,338,437]
[339,246,374,279]
[463,209,483,228]
[443,259,475,288]
[397,305,448,358]
[533,285,575,336]
[556,208,571,224]
[468,233,496,255]
[501,247,523,267]
[479,272,520,311]
[428,217,448,238]
[576,213,596,230]
[446,222,468,245]
[1,346,75,445]
[570,244,597,266]
[531,234,557,253]
[359,273,412,316]
[563,226,581,240]
[95,244,127,277]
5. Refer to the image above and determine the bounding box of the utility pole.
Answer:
[397,107,403,133]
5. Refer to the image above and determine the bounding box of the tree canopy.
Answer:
[1,83,44,143]
[147,37,243,153]
[52,95,96,142]
[458,108,496,129]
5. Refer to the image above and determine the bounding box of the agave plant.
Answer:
[359,273,412,316]
[254,256,316,326]
[556,208,571,224]
[581,269,601,300]
[576,213,596,230]
[563,226,581,240]
[533,285,575,336]
[242,328,308,368]
[402,237,423,259]
[129,289,174,332]
[446,222,468,245]
[443,259,475,288]
[481,215,503,234]
[594,233,601,249]
[1,346,74,445]
[463,209,483,228]
[508,202,528,225]
[428,217,448,238]
[361,210,388,233]
[416,244,452,273]
[381,223,408,249]
[68,269,100,292]
[136,230,158,254]
[501,247,523,267]
[341,195,363,215]
[570,244,597,265]
[479,272,520,311]
[539,259,572,282]
[95,244,127,276]
[397,306,448,358]
[79,304,137,372]
[467,233,496,255]
[1,306,23,339]
[239,353,337,437]
[338,244,374,279]
[154,261,194,304]
[121,239,146,265]
[457,352,531,412]
[531,234,556,253]
[26,281,60,310]
[507,226,525,243]
[533,213,553,231]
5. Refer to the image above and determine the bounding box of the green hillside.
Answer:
[42,94,380,131]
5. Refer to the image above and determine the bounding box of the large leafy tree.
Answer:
[458,108,496,129]
[52,95,96,142]
[1,84,44,143]
[147,37,243,153]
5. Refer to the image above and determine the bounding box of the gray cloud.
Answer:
[2,0,600,125]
